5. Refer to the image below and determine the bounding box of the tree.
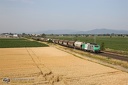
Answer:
[101,42,105,51]
[41,33,46,38]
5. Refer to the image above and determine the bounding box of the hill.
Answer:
[76,29,128,34]
[36,28,128,34]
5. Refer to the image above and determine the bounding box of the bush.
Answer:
[101,42,105,51]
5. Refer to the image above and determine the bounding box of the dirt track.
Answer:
[0,47,128,85]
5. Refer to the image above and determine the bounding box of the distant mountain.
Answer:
[35,28,128,34]
[76,29,128,34]
[40,29,78,34]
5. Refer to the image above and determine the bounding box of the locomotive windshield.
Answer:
[95,45,99,47]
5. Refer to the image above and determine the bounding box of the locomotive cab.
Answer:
[93,45,100,53]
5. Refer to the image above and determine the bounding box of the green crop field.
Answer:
[0,38,48,48]
[49,36,128,52]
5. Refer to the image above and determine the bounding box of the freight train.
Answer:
[32,37,100,53]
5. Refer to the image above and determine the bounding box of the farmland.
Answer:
[49,36,128,52]
[0,47,128,85]
[0,38,48,48]
[0,36,128,85]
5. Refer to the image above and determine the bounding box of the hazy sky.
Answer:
[0,0,128,33]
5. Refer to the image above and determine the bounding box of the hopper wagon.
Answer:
[62,40,69,46]
[43,38,49,42]
[74,41,83,49]
[58,40,63,45]
[39,38,44,41]
[32,37,40,41]
[67,41,75,48]
[54,39,59,44]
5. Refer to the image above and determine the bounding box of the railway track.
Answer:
[61,45,128,62]
[98,51,128,62]
[55,43,128,62]
[32,38,128,62]
[49,43,128,62]
[53,43,128,62]
[36,39,128,62]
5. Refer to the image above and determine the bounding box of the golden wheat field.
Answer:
[0,47,128,85]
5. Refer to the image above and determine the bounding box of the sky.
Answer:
[0,0,128,33]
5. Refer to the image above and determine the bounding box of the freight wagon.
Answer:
[54,39,59,44]
[58,40,63,45]
[74,41,83,49]
[67,41,75,48]
[62,40,69,46]
[32,37,100,53]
